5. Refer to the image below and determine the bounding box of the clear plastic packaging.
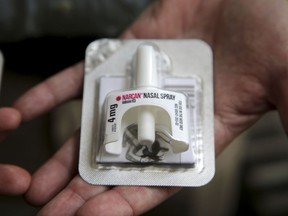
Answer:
[79,39,214,186]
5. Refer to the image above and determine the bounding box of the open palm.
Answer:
[4,0,287,215]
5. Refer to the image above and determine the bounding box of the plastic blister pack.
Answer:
[79,39,214,186]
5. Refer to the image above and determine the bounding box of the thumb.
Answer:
[121,0,200,39]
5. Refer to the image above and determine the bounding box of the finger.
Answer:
[0,108,29,195]
[76,186,181,216]
[37,176,108,216]
[0,164,31,195]
[0,107,21,142]
[0,107,21,130]
[121,0,200,39]
[25,131,80,206]
[13,62,84,122]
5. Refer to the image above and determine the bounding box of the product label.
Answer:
[103,88,189,147]
[116,91,176,104]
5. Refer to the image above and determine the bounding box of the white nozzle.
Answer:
[135,45,158,148]
[135,45,158,88]
[137,107,155,148]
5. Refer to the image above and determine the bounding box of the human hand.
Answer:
[16,63,180,215]
[13,0,288,215]
[0,107,31,195]
[122,0,288,154]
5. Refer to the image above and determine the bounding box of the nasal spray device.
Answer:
[104,45,189,157]
[79,39,215,187]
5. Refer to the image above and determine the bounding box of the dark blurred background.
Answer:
[1,1,288,215]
